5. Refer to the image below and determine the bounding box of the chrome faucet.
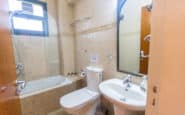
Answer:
[123,75,132,90]
[15,80,26,95]
[16,63,24,76]
[123,74,132,84]
[140,75,148,92]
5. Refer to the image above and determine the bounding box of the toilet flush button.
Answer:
[90,54,99,64]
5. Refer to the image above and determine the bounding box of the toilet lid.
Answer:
[86,66,103,73]
[60,88,99,109]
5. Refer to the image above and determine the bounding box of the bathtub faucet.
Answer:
[15,80,26,95]
[16,63,24,76]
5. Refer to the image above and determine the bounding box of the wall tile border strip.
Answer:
[76,22,116,35]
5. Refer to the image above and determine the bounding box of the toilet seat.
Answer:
[60,88,99,113]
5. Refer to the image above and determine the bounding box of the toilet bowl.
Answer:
[60,88,100,115]
[60,66,103,115]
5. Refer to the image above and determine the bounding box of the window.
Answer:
[9,0,48,36]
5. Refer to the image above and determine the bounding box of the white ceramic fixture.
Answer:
[60,66,103,115]
[99,79,147,115]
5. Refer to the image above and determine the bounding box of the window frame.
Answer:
[10,0,49,37]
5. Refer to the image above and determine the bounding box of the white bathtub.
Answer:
[20,75,72,98]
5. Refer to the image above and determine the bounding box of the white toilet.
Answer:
[60,66,103,115]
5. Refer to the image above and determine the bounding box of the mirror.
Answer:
[117,0,152,76]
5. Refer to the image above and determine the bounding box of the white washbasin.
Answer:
[99,79,147,115]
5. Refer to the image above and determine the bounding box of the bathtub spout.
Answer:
[16,80,26,95]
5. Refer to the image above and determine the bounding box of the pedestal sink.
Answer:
[99,79,147,115]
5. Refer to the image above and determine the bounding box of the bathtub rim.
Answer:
[19,77,72,99]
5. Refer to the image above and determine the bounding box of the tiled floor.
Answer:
[48,109,70,115]
[48,109,106,115]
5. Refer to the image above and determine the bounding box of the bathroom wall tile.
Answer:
[74,0,144,81]
[74,0,117,29]
[57,0,75,75]
[74,0,118,80]
[12,0,60,81]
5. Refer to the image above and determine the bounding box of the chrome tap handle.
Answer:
[15,80,26,95]
[16,63,24,75]
[15,80,25,85]
[15,80,26,89]
[140,75,148,92]
[123,74,132,84]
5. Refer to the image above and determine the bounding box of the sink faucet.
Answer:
[123,74,132,84]
[140,75,148,92]
[123,74,132,89]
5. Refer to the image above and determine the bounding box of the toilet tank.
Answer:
[86,66,103,92]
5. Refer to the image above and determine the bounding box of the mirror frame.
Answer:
[117,0,144,77]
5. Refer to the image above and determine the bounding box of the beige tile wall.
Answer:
[12,0,138,81]
[73,0,144,80]
[12,0,60,81]
[74,0,119,80]
[57,0,75,75]
[11,0,145,81]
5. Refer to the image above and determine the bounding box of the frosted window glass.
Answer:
[8,0,22,11]
[33,4,44,17]
[9,0,44,17]
[13,17,43,31]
